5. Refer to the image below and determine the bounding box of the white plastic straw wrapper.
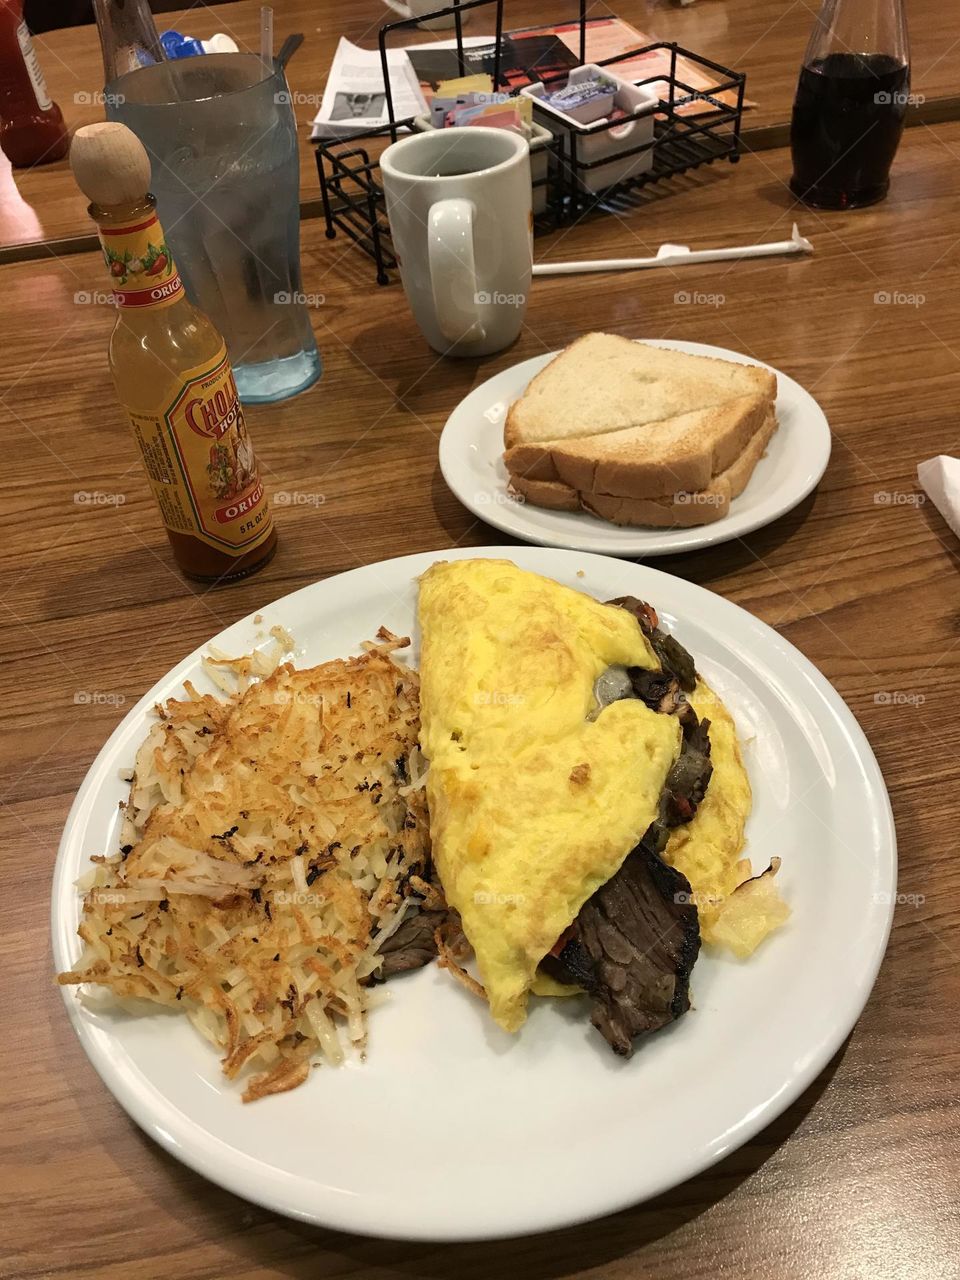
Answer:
[533,223,813,276]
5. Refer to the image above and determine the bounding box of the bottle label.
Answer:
[97,211,184,310]
[127,346,274,555]
[16,22,52,112]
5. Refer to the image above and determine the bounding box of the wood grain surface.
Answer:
[3,117,960,1279]
[2,0,958,256]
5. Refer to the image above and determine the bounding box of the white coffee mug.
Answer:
[383,0,467,29]
[381,127,533,357]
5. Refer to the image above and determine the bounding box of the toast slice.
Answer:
[509,410,777,528]
[505,393,772,499]
[503,333,777,451]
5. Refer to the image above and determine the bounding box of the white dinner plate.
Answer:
[439,340,832,556]
[52,547,894,1241]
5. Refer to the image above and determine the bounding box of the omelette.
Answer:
[657,678,789,953]
[418,559,788,1053]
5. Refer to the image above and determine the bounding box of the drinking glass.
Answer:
[106,54,322,403]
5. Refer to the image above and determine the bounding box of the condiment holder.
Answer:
[521,64,658,193]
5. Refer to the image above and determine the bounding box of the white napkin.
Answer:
[917,455,960,539]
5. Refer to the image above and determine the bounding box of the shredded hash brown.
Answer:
[58,629,431,1102]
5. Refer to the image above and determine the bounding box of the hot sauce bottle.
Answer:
[70,122,277,582]
[0,0,69,167]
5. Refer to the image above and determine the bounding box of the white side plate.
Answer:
[439,340,831,556]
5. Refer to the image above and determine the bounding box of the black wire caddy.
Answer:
[313,0,746,285]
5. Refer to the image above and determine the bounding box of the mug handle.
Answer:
[428,198,486,345]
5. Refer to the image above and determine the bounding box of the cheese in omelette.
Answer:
[663,681,753,939]
[665,682,790,953]
[418,559,682,1033]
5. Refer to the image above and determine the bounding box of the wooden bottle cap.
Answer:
[70,122,152,208]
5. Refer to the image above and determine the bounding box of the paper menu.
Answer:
[310,39,428,140]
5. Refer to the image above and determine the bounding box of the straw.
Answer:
[532,223,814,276]
[260,6,274,74]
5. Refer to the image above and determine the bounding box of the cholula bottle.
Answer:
[70,122,277,582]
[790,0,909,208]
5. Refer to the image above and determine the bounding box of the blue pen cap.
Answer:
[160,30,206,59]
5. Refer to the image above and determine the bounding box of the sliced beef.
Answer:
[613,596,659,635]
[375,908,447,979]
[661,712,713,828]
[653,634,697,694]
[544,826,700,1053]
[627,667,681,715]
[616,669,714,831]
[579,836,700,1055]
[539,935,598,990]
[609,595,698,692]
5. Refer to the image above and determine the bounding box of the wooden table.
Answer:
[3,0,958,258]
[4,120,960,1277]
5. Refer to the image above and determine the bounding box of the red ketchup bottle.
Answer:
[0,0,69,167]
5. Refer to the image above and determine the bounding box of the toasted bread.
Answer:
[503,333,777,451]
[506,393,772,499]
[508,410,777,528]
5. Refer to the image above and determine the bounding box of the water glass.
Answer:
[106,53,321,403]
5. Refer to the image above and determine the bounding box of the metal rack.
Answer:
[549,42,744,214]
[313,3,746,284]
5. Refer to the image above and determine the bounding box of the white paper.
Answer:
[310,38,428,139]
[404,35,496,55]
[917,455,960,539]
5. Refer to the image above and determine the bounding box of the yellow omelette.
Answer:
[418,559,681,1032]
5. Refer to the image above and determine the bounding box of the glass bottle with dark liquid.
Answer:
[790,0,909,209]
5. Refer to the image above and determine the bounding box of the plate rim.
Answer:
[438,339,832,557]
[51,546,895,1241]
